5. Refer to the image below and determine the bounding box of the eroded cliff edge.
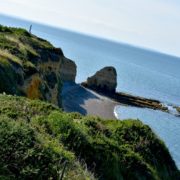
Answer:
[0,25,76,106]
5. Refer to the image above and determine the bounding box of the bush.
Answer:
[36,112,179,179]
[0,94,179,179]
[0,117,73,179]
[0,95,96,179]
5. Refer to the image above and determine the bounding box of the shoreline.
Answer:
[81,82,169,112]
[62,82,119,119]
[81,82,180,116]
[62,82,180,119]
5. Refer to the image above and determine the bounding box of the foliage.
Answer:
[0,25,58,95]
[0,94,179,179]
[0,95,96,180]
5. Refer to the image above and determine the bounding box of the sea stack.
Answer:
[83,66,117,93]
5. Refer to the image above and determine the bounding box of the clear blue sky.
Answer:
[1,0,180,57]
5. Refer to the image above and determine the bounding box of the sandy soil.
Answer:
[62,82,119,119]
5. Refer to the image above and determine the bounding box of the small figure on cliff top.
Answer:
[29,25,32,34]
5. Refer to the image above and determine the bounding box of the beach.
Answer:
[62,82,119,119]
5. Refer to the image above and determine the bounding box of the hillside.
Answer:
[0,25,76,106]
[0,95,179,179]
[0,25,179,179]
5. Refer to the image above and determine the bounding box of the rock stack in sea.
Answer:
[82,66,117,93]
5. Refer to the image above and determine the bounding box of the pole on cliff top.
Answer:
[29,25,32,34]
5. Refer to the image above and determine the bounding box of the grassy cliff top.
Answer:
[0,94,179,179]
[0,25,55,65]
[0,25,64,75]
[0,25,65,105]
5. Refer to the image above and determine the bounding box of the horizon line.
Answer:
[1,13,180,60]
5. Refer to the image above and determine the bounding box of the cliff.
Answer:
[0,25,76,106]
[85,66,117,93]
[0,25,179,179]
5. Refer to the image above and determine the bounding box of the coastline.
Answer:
[62,82,180,119]
[62,82,119,119]
[81,82,170,112]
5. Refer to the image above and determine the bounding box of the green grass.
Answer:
[0,25,53,64]
[0,94,179,180]
[0,25,63,99]
[0,55,19,94]
[0,95,96,180]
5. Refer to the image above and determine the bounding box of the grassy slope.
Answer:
[0,25,43,94]
[0,25,53,67]
[0,94,179,180]
[0,95,94,180]
[0,25,62,95]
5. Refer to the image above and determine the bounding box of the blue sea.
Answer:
[1,14,180,168]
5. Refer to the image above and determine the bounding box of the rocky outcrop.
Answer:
[84,66,117,93]
[60,57,76,82]
[0,26,76,107]
[82,67,169,112]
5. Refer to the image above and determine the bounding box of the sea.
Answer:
[1,14,180,169]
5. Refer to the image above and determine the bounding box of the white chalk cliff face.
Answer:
[86,66,117,93]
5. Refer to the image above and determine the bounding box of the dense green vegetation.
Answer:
[0,94,179,179]
[0,95,94,180]
[0,25,48,94]
[0,25,63,96]
[0,24,53,66]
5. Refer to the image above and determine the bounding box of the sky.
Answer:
[0,0,180,57]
